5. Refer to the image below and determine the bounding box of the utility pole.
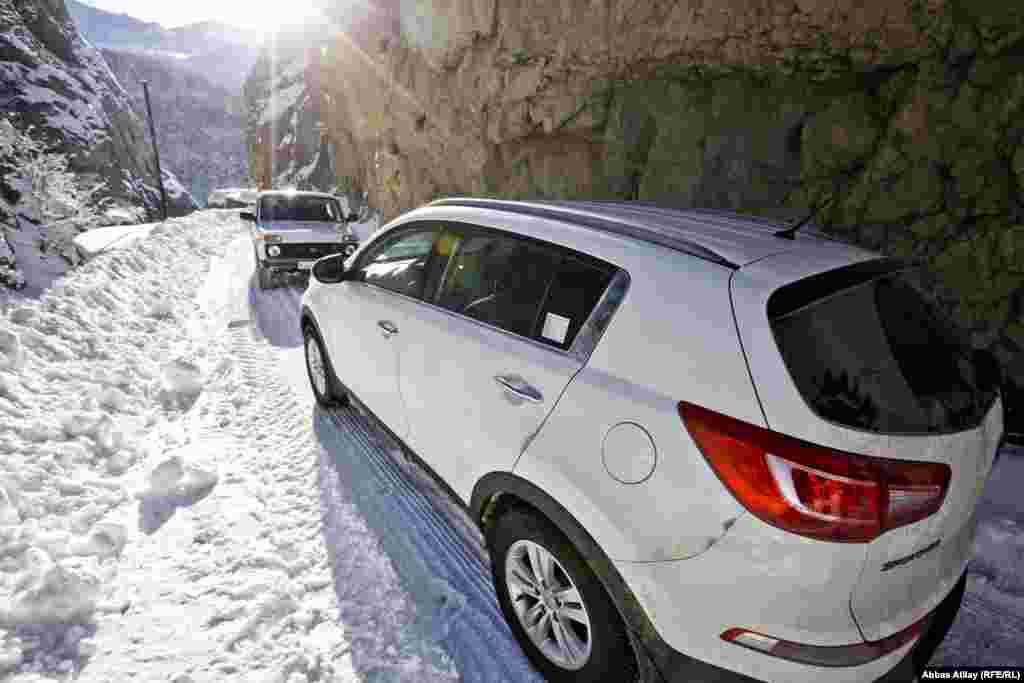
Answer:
[140,80,168,221]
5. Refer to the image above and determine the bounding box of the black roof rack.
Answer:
[428,198,740,269]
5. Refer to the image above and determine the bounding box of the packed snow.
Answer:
[72,224,157,258]
[0,208,1020,682]
[206,189,258,209]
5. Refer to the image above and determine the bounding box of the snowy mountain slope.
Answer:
[100,48,251,207]
[61,1,165,52]
[0,0,197,215]
[66,1,260,92]
[0,209,1021,680]
[0,0,197,292]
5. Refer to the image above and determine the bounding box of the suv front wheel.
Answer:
[489,507,637,682]
[256,264,274,290]
[303,324,348,408]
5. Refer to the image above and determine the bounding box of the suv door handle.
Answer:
[377,320,398,337]
[494,374,543,404]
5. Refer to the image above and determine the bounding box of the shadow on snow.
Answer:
[312,404,544,683]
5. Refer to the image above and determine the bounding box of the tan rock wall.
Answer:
[247,0,1024,422]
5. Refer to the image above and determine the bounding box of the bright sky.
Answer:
[77,0,327,32]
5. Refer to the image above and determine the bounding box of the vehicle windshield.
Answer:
[259,195,341,222]
[769,263,999,435]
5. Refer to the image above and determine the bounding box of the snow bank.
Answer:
[72,223,158,258]
[207,189,258,208]
[0,211,243,674]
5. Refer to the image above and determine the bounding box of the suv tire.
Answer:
[303,324,348,408]
[489,507,637,683]
[256,265,274,290]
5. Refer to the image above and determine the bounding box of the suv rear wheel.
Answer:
[303,325,348,408]
[488,507,637,682]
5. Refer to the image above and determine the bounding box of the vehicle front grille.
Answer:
[275,243,348,260]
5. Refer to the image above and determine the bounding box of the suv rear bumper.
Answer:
[629,570,966,683]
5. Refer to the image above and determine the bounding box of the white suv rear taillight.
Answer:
[678,400,951,543]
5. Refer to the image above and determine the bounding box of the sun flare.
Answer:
[216,0,327,34]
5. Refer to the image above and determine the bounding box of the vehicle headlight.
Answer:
[344,243,358,255]
[255,233,283,243]
[267,245,281,257]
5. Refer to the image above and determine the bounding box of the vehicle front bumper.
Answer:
[256,240,358,272]
[259,258,320,273]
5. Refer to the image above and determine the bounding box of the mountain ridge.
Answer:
[66,0,260,92]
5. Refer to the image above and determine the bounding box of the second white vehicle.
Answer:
[242,190,360,289]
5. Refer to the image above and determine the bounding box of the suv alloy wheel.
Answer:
[303,325,348,408]
[488,506,638,682]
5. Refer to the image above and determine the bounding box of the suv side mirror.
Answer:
[240,211,256,222]
[312,253,349,283]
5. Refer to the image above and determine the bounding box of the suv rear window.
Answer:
[768,260,998,434]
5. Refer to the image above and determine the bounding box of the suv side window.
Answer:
[433,225,618,349]
[436,232,559,338]
[535,255,614,351]
[353,227,439,299]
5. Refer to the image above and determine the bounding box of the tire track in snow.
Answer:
[317,407,544,683]
[224,323,462,682]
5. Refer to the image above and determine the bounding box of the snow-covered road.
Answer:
[0,210,542,682]
[0,209,1022,682]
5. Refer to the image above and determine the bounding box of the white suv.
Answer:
[241,190,359,289]
[299,199,1004,683]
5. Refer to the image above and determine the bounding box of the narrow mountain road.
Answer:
[200,227,546,683]
[1,210,1021,682]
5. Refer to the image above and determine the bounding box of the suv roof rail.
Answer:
[428,198,741,269]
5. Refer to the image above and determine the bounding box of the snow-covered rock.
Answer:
[0,0,197,292]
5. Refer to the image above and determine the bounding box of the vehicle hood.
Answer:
[256,221,355,242]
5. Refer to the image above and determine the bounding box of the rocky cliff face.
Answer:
[0,0,197,220]
[243,23,342,199]
[101,48,251,206]
[247,0,1024,412]
[0,0,197,291]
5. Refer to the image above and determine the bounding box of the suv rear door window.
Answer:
[769,261,999,434]
[434,226,617,350]
[436,233,558,337]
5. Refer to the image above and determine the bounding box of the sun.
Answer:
[214,0,327,34]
